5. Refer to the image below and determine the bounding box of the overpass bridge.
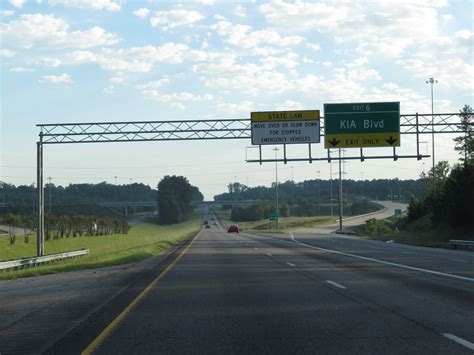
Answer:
[98,200,261,216]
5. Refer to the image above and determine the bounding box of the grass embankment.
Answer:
[0,217,200,280]
[355,213,473,248]
[214,208,336,233]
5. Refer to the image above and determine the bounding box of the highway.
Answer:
[90,214,473,354]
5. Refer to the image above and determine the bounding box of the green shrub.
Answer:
[358,218,398,237]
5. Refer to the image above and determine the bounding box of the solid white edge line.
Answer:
[286,262,296,267]
[293,238,474,283]
[326,280,347,290]
[241,232,474,283]
[441,333,474,351]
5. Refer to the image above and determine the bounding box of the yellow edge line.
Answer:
[81,231,201,355]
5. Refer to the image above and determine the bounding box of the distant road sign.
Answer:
[324,102,400,148]
[251,110,320,145]
[269,212,278,221]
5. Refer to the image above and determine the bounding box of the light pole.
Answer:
[426,77,437,193]
[291,166,294,181]
[273,147,279,230]
[361,172,364,198]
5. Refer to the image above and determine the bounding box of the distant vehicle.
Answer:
[227,224,240,233]
[205,224,211,229]
[211,217,215,220]
[203,220,208,225]
[213,221,218,225]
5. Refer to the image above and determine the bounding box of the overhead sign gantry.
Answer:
[35,111,466,256]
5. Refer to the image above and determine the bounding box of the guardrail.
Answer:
[0,249,89,271]
[449,240,474,251]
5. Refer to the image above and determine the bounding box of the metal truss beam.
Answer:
[37,119,251,144]
[37,113,472,144]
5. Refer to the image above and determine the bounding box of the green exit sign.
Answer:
[324,102,400,148]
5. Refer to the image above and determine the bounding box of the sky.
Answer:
[0,0,473,200]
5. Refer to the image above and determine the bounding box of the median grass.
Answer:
[0,217,200,280]
[214,209,335,233]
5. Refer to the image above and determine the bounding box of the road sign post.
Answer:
[251,110,320,145]
[324,102,400,149]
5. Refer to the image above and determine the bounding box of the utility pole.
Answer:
[426,77,437,193]
[291,166,294,181]
[338,148,343,231]
[361,172,364,198]
[47,176,52,213]
[273,147,279,230]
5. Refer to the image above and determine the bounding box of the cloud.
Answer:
[395,30,473,89]
[136,78,171,90]
[0,14,119,49]
[259,1,443,57]
[39,73,73,84]
[211,20,303,50]
[68,43,212,73]
[10,67,36,72]
[134,8,150,18]
[9,0,25,9]
[234,5,246,17]
[47,0,121,12]
[260,53,298,70]
[109,76,126,84]
[41,57,62,67]
[1,10,15,16]
[0,49,15,57]
[138,86,213,109]
[142,90,213,103]
[218,100,253,113]
[306,43,320,51]
[150,10,204,30]
[276,100,304,110]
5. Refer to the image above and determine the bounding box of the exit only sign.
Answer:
[324,102,400,148]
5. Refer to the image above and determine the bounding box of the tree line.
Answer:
[0,182,157,208]
[229,199,380,222]
[215,179,422,206]
[1,213,130,245]
[407,105,473,233]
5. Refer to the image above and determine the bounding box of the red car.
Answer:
[227,224,240,233]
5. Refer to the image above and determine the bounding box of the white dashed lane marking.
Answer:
[326,280,347,290]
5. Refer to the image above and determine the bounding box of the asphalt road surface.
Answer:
[92,214,474,355]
